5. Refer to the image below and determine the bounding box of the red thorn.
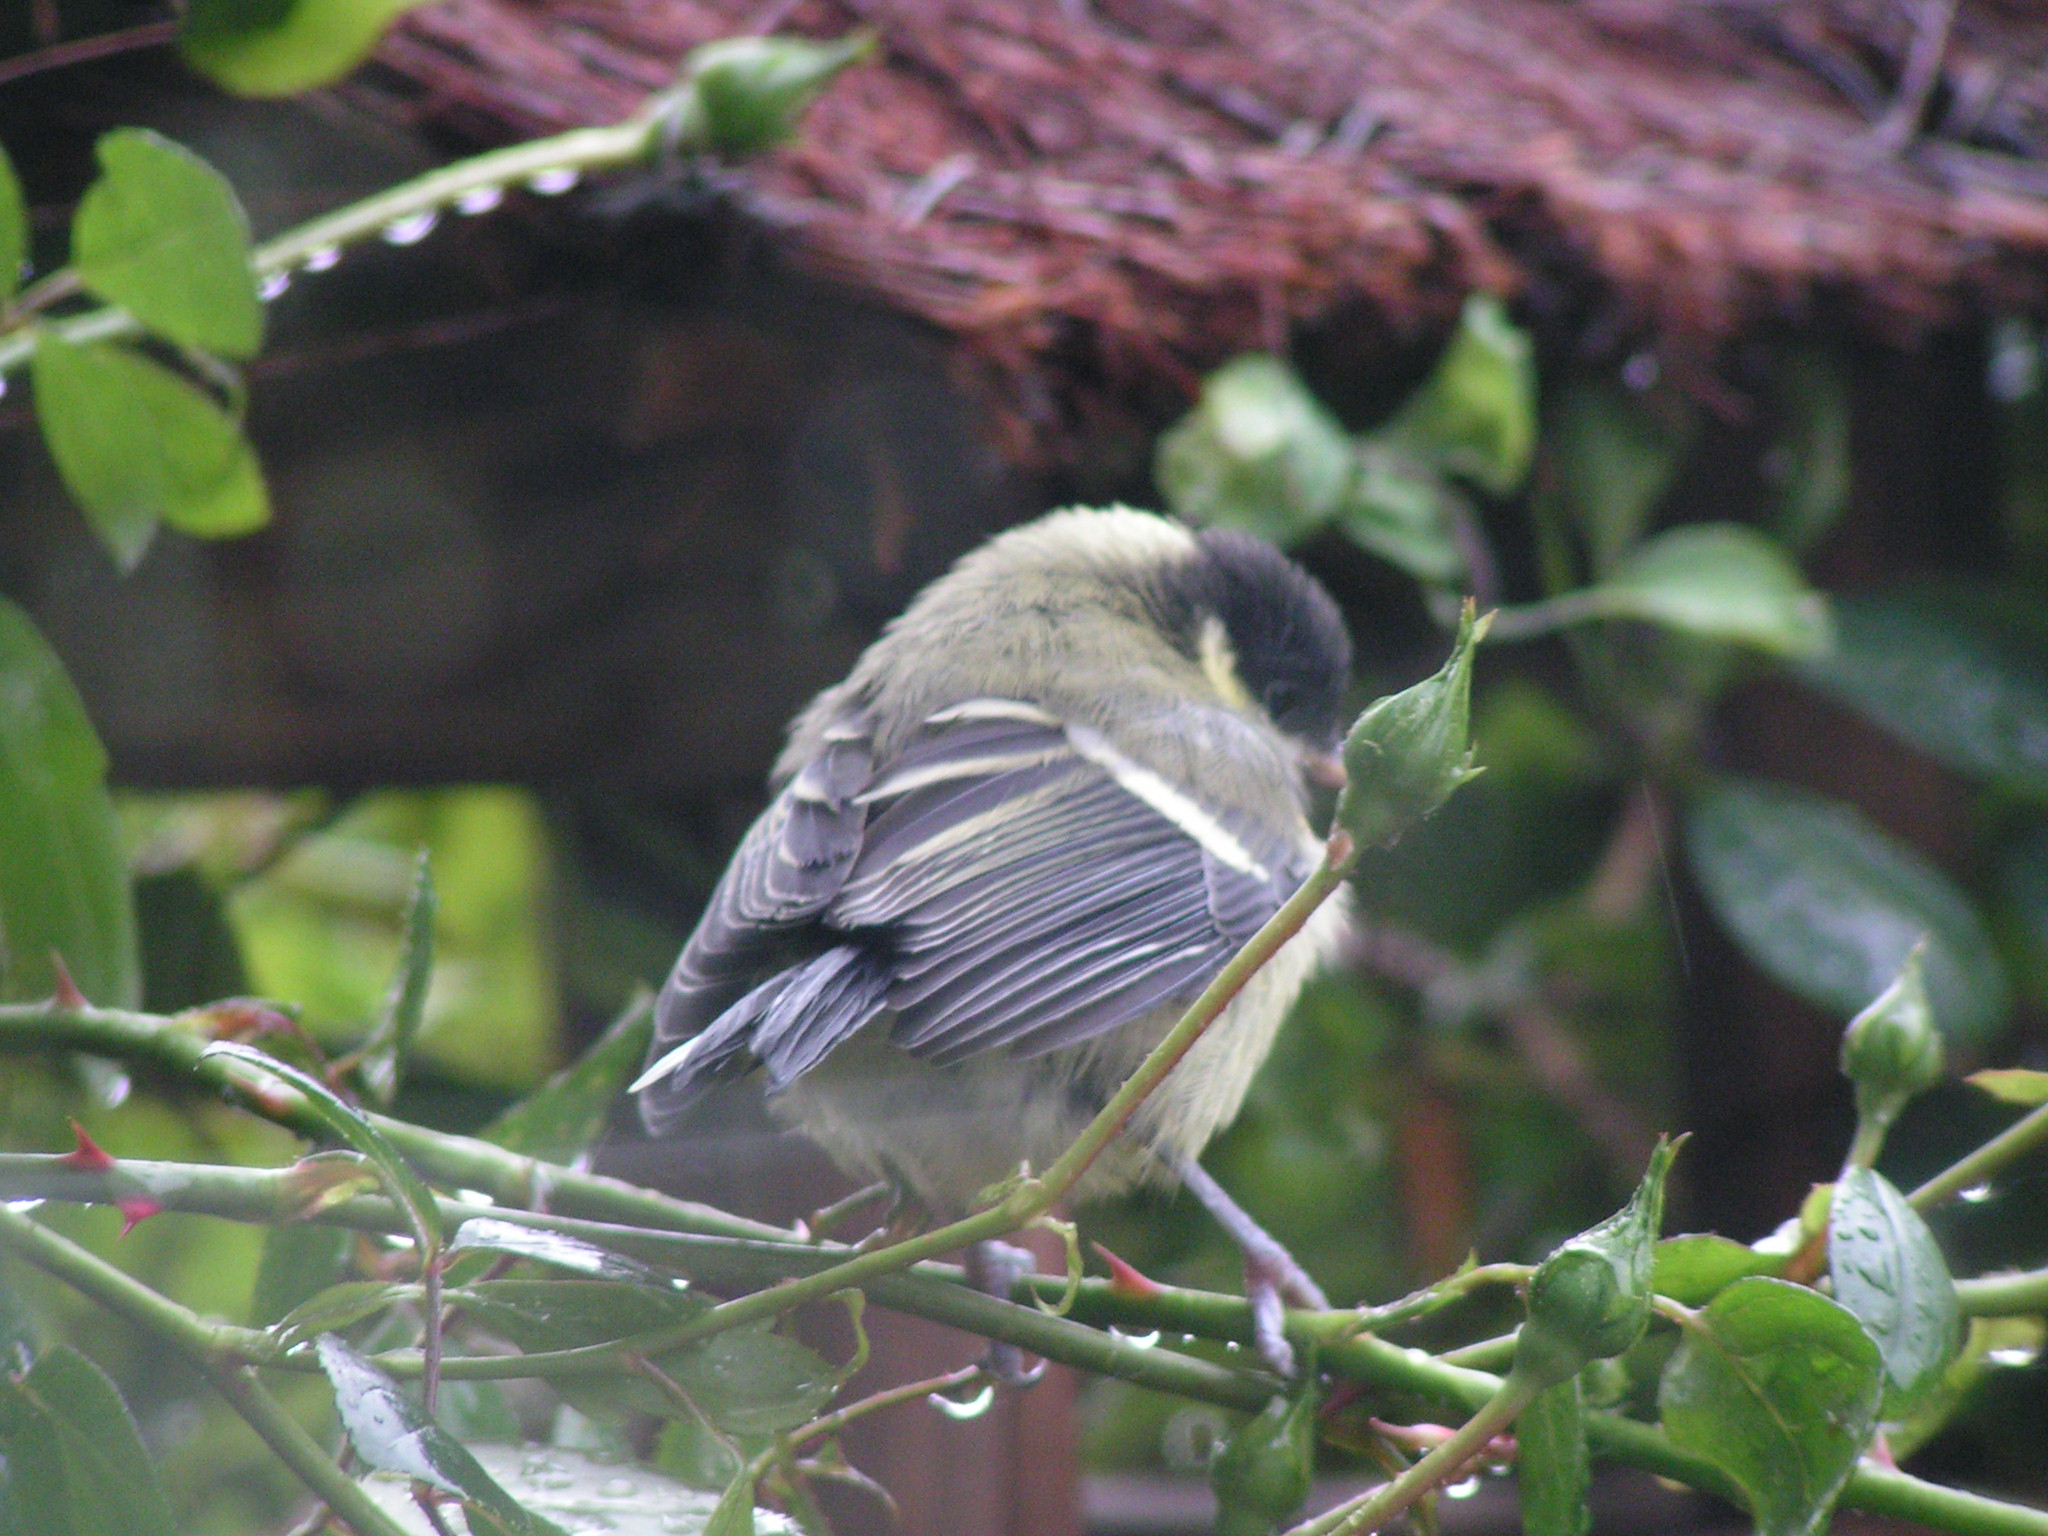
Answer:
[1092,1240,1164,1299]
[48,954,89,1011]
[116,1198,163,1237]
[1868,1430,1898,1470]
[58,1120,116,1172]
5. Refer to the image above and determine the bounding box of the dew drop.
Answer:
[456,184,506,216]
[260,271,290,301]
[381,210,439,246]
[526,167,581,196]
[1107,1327,1161,1350]
[1445,1477,1482,1500]
[1988,1347,2040,1368]
[304,245,342,273]
[930,1383,995,1421]
[98,1070,131,1108]
[1961,1184,1995,1205]
[6,1199,44,1213]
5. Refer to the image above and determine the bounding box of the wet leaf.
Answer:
[448,1217,671,1285]
[1967,1068,2048,1105]
[1516,1376,1589,1536]
[273,1280,410,1349]
[314,1334,568,1536]
[0,1345,174,1536]
[452,1281,832,1433]
[705,1467,758,1536]
[1827,1166,1961,1415]
[182,0,431,96]
[0,144,25,303]
[353,851,436,1107]
[1650,1235,1782,1308]
[200,1039,445,1252]
[249,1222,356,1327]
[481,990,652,1163]
[31,334,268,569]
[1589,524,1831,656]
[1658,1278,1882,1536]
[1799,586,2048,796]
[70,128,261,359]
[1156,354,1354,545]
[0,598,138,1008]
[1685,777,2011,1045]
[357,1444,791,1535]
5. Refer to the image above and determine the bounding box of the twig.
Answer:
[1868,0,1959,157]
[1910,1100,2048,1211]
[0,19,179,87]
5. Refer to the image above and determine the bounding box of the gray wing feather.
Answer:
[638,699,1307,1127]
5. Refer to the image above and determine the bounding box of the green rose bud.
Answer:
[1335,599,1489,849]
[1841,940,1942,1138]
[1211,1387,1318,1536]
[1516,1136,1680,1387]
[675,33,875,157]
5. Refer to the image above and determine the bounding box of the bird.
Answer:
[632,505,1353,1373]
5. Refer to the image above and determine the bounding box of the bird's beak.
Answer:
[1301,749,1347,790]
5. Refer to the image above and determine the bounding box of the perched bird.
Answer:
[633,506,1353,1371]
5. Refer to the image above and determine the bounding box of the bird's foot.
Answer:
[968,1239,1046,1387]
[1172,1154,1327,1377]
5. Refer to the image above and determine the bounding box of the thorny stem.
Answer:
[3,1174,2045,1533]
[1286,1365,1545,1536]
[1911,1100,2048,1211]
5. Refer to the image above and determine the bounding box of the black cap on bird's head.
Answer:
[1178,527,1352,750]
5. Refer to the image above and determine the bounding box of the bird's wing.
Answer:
[636,698,1311,1124]
[837,699,1311,1065]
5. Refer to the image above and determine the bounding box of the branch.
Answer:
[0,1203,412,1536]
[1911,1100,2048,1212]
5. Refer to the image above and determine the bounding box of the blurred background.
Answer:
[3,2,2048,1531]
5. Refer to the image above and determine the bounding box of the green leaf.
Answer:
[1768,349,1851,552]
[356,1444,787,1535]
[1335,600,1488,849]
[1156,353,1353,545]
[70,128,261,359]
[480,990,653,1163]
[1516,1376,1589,1536]
[453,1281,833,1433]
[314,1334,569,1536]
[1551,381,1688,573]
[1517,1136,1678,1384]
[1685,777,2012,1045]
[1382,292,1536,495]
[1651,1235,1783,1308]
[353,850,436,1108]
[1588,524,1832,656]
[0,143,26,303]
[1967,1067,2048,1105]
[1828,1166,1962,1415]
[705,1467,757,1536]
[249,1221,355,1327]
[181,0,430,97]
[31,334,269,570]
[1338,444,1465,584]
[273,1280,409,1349]
[1210,1388,1317,1535]
[434,1375,520,1444]
[1798,585,2048,797]
[0,597,139,1008]
[200,1040,445,1251]
[0,1346,175,1536]
[448,1216,670,1285]
[1658,1278,1882,1536]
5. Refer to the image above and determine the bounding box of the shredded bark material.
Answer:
[366,0,2048,455]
